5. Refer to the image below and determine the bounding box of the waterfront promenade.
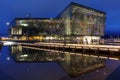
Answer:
[18,42,120,53]
[16,42,120,60]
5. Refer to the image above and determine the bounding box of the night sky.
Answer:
[0,0,120,36]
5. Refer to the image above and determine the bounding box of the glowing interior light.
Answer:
[2,41,16,45]
[20,24,29,26]
[20,54,28,57]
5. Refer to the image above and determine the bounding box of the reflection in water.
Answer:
[11,45,65,62]
[10,45,105,77]
[0,43,3,50]
[59,54,105,77]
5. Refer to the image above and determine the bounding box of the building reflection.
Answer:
[59,53,105,77]
[11,45,65,62]
[10,45,105,77]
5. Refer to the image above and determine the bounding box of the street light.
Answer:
[26,13,32,41]
[6,22,10,26]
[6,22,11,38]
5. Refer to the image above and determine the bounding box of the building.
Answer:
[10,18,64,41]
[10,2,106,44]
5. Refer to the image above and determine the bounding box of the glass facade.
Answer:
[10,19,66,41]
[12,19,65,36]
[71,5,105,36]
[57,3,106,44]
[10,2,106,44]
[58,3,106,36]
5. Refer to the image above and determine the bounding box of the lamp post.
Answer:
[6,22,11,38]
[26,13,32,41]
[26,27,29,40]
[64,34,66,46]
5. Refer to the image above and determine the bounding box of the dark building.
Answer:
[10,2,106,44]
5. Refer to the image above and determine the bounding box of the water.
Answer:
[0,44,120,80]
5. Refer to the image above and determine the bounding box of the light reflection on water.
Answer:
[11,45,106,77]
[0,45,120,80]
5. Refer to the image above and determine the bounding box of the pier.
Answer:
[18,42,120,55]
[15,43,120,60]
